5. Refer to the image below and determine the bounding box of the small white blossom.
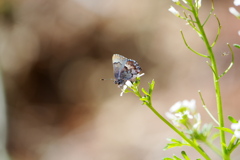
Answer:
[170,99,196,113]
[125,80,133,87]
[168,6,180,17]
[231,121,240,138]
[238,30,240,36]
[182,0,187,4]
[193,113,201,129]
[120,84,128,96]
[172,0,179,2]
[234,0,240,6]
[165,112,181,127]
[195,0,202,9]
[229,7,240,18]
[137,73,145,78]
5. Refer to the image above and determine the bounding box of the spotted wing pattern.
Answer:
[112,54,142,87]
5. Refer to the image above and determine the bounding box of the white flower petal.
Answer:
[120,85,128,96]
[125,80,133,87]
[229,7,240,17]
[170,101,182,112]
[193,113,201,129]
[234,130,240,138]
[238,30,240,36]
[234,0,240,6]
[195,0,202,9]
[231,121,240,130]
[168,6,180,17]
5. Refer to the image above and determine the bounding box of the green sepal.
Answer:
[228,116,238,123]
[233,44,240,48]
[141,88,150,96]
[215,127,234,134]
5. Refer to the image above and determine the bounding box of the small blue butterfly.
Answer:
[112,54,142,87]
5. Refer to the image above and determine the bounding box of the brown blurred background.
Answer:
[0,0,239,159]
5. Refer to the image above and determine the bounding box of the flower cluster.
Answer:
[231,120,240,138]
[166,99,201,129]
[168,0,202,17]
[229,0,240,36]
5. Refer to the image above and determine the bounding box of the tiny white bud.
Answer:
[229,7,240,18]
[168,6,180,17]
[234,0,240,6]
[195,0,202,9]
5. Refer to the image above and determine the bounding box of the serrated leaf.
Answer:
[141,88,149,96]
[215,127,234,134]
[233,44,240,48]
[228,116,238,123]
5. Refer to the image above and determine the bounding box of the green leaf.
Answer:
[181,151,190,160]
[215,127,234,134]
[148,79,155,95]
[164,139,190,150]
[211,133,220,141]
[173,155,182,160]
[168,138,182,143]
[141,88,150,96]
[233,44,240,48]
[228,116,238,123]
[139,96,149,102]
[162,158,174,160]
[124,89,132,93]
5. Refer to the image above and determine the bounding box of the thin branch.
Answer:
[202,12,212,27]
[211,14,222,47]
[206,61,218,80]
[198,90,219,125]
[218,44,234,79]
[180,30,209,58]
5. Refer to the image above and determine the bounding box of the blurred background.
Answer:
[0,0,239,159]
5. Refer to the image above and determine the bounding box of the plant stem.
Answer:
[134,89,211,160]
[147,103,211,160]
[190,4,229,160]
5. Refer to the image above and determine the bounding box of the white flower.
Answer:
[120,84,128,96]
[231,121,240,138]
[168,6,180,17]
[229,7,240,18]
[169,99,196,113]
[193,113,201,129]
[238,30,240,36]
[182,0,187,4]
[165,112,181,127]
[234,0,240,6]
[172,0,179,2]
[125,80,133,87]
[120,80,133,96]
[195,0,202,9]
[137,73,145,78]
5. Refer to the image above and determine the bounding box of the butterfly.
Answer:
[112,54,142,87]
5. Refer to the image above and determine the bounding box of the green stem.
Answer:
[134,90,211,160]
[204,139,222,157]
[190,3,229,160]
[147,104,211,160]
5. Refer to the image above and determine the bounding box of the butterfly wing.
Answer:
[112,54,128,85]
